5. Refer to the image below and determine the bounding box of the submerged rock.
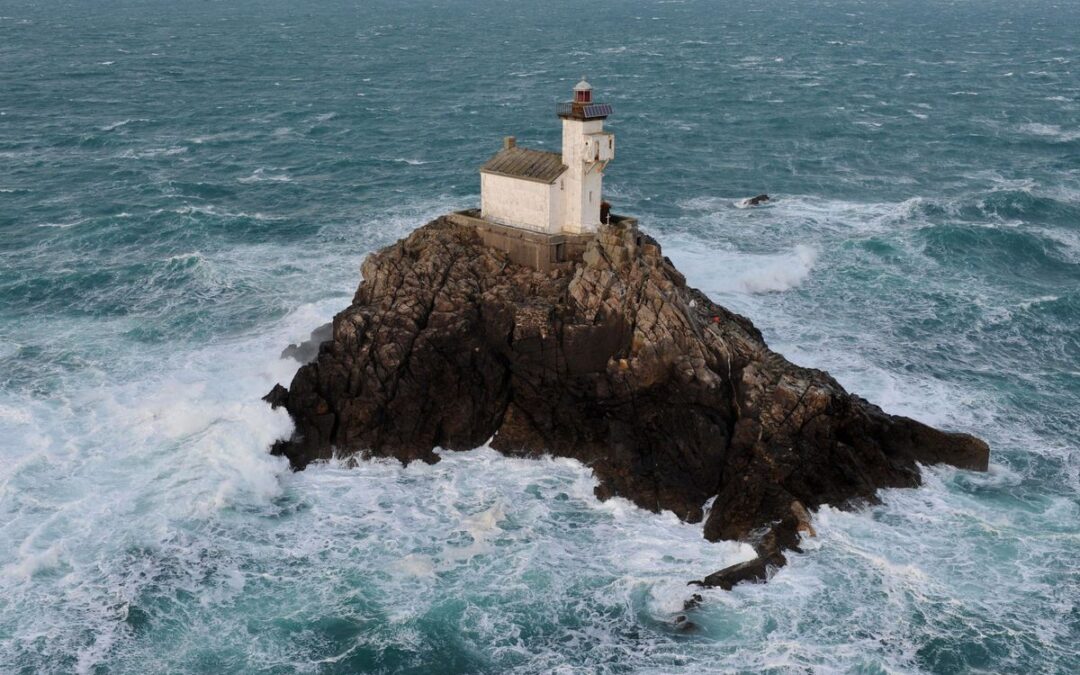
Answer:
[266,216,988,587]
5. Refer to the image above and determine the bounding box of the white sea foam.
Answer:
[169,204,282,220]
[237,168,292,183]
[679,193,930,241]
[162,251,205,264]
[733,245,819,293]
[0,404,32,424]
[36,217,89,228]
[100,118,148,132]
[1034,226,1080,263]
[0,305,315,669]
[118,146,187,159]
[1017,122,1080,142]
[189,131,253,144]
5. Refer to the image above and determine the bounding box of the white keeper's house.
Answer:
[450,78,634,271]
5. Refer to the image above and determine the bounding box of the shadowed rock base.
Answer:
[265,216,989,589]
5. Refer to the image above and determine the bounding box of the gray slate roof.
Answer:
[480,147,567,184]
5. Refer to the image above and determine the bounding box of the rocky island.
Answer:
[264,215,989,590]
[265,80,987,590]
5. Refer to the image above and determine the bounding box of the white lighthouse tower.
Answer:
[455,78,629,271]
[558,77,615,233]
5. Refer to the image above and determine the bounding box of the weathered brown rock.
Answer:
[266,216,989,587]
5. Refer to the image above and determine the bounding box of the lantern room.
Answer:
[573,78,592,104]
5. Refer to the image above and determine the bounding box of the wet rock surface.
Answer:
[266,216,989,587]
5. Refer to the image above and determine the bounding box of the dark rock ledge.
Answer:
[265,217,988,589]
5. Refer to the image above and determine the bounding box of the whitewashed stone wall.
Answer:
[481,173,561,234]
[560,119,613,234]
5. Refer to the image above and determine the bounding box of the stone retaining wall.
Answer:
[448,209,636,272]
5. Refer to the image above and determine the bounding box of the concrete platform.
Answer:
[448,209,637,272]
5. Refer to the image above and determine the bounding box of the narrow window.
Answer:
[589,191,593,202]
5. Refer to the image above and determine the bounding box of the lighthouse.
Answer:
[477,79,615,235]
[558,78,615,233]
[452,78,631,271]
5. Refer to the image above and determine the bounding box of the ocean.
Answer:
[1,0,1077,672]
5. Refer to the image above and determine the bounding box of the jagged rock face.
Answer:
[269,217,988,575]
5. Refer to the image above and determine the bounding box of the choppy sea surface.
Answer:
[2,0,1078,672]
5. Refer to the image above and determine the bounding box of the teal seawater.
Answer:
[1,0,1078,672]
